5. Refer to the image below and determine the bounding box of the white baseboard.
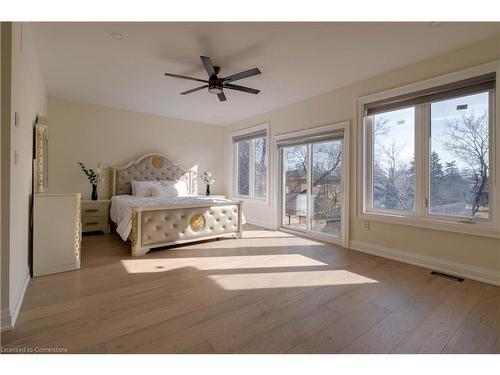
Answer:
[244,217,274,230]
[11,271,30,326]
[1,309,13,332]
[1,271,30,332]
[350,240,500,287]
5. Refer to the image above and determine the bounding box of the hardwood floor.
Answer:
[1,224,499,354]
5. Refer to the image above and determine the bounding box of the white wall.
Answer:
[225,34,500,283]
[1,22,47,331]
[0,21,8,331]
[47,98,225,199]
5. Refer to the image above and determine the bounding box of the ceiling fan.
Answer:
[164,56,261,102]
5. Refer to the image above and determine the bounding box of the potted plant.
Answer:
[78,161,103,201]
[200,171,215,196]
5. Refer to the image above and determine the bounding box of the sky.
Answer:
[374,91,490,170]
[374,107,414,162]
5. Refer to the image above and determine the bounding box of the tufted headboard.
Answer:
[110,153,197,197]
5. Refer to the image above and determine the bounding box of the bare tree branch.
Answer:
[442,111,489,215]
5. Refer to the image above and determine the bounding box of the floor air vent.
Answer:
[430,271,464,282]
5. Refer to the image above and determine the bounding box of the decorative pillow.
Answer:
[151,185,178,198]
[131,180,161,197]
[160,180,188,197]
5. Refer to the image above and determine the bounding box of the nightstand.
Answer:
[81,199,111,234]
[201,195,226,199]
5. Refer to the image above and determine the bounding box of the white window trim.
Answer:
[273,121,350,248]
[229,122,270,204]
[356,60,500,239]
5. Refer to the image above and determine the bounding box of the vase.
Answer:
[91,185,98,201]
[206,184,210,196]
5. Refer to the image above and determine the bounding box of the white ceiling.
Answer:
[31,22,500,125]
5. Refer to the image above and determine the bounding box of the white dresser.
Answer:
[33,193,81,277]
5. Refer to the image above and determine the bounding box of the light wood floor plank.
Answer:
[391,289,481,353]
[442,319,499,354]
[286,302,391,353]
[340,298,432,353]
[493,334,500,353]
[442,293,500,353]
[340,274,460,353]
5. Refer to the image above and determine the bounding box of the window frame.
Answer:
[357,61,500,239]
[230,123,270,203]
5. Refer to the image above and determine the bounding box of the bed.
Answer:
[109,153,243,256]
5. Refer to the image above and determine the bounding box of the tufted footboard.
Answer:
[129,201,243,256]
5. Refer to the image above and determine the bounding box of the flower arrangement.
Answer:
[78,161,103,200]
[200,171,215,186]
[200,171,215,196]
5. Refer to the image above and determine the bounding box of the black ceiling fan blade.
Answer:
[200,56,216,77]
[217,92,227,102]
[224,83,260,95]
[164,73,208,83]
[223,68,261,82]
[180,85,208,95]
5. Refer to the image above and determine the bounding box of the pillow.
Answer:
[131,180,161,197]
[160,180,188,197]
[151,185,178,198]
[159,180,175,187]
[173,180,188,196]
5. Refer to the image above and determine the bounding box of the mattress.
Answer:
[110,195,237,241]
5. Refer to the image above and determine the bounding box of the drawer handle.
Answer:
[85,209,99,213]
[85,222,99,226]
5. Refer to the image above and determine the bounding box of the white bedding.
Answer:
[110,195,240,241]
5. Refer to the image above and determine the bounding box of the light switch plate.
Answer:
[14,112,20,127]
[14,150,19,165]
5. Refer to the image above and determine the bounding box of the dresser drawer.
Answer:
[82,216,109,232]
[82,203,109,217]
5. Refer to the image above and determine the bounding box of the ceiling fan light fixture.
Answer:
[208,85,223,95]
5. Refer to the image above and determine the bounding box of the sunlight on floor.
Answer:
[209,270,378,290]
[121,254,327,273]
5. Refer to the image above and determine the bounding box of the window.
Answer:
[232,125,268,200]
[362,71,496,231]
[237,139,251,195]
[372,107,415,212]
[254,137,267,198]
[429,92,490,219]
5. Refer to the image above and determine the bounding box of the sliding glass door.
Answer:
[280,137,344,241]
[310,140,343,237]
